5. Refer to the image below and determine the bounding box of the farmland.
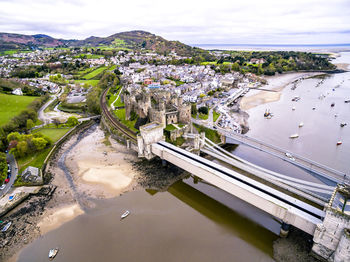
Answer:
[0,93,37,126]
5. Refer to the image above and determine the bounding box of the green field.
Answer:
[114,108,138,132]
[33,127,70,143]
[213,110,221,122]
[83,66,108,79]
[0,93,38,126]
[74,79,99,87]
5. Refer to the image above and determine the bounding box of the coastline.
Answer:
[240,72,325,111]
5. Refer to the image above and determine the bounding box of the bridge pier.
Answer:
[162,159,167,167]
[280,222,291,238]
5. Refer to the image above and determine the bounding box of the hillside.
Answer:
[0,31,213,59]
[75,30,212,58]
[0,33,67,50]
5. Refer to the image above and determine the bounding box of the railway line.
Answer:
[100,87,137,143]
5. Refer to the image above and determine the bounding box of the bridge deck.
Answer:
[152,141,324,235]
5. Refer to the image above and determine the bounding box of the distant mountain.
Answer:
[0,30,213,59]
[74,30,207,57]
[0,32,67,50]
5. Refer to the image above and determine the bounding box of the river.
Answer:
[15,53,350,262]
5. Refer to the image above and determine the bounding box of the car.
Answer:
[285,152,296,161]
[4,178,9,184]
[0,184,5,190]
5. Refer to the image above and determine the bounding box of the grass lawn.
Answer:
[83,66,108,79]
[0,93,38,126]
[193,123,221,144]
[114,108,138,133]
[17,127,71,173]
[198,113,209,120]
[108,87,124,107]
[213,110,221,122]
[33,127,70,143]
[74,79,99,87]
[164,124,176,131]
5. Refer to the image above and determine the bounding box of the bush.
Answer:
[198,106,209,115]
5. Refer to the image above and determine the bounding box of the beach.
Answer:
[240,72,324,111]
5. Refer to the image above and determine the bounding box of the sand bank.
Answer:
[240,72,323,111]
[37,204,84,235]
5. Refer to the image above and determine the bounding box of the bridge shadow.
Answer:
[166,179,279,256]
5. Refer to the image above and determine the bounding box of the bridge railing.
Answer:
[221,131,347,183]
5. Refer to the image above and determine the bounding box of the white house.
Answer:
[12,88,23,96]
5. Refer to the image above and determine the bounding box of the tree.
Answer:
[7,132,21,142]
[52,118,61,128]
[26,119,35,130]
[16,141,28,157]
[198,106,209,115]
[66,116,79,127]
[32,137,48,151]
[232,62,240,72]
[191,103,197,115]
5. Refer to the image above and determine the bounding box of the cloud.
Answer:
[0,0,349,44]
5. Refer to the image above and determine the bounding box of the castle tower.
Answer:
[178,103,191,124]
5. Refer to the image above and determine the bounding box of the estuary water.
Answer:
[233,52,350,183]
[15,53,350,262]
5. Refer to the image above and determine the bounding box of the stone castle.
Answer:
[123,88,191,127]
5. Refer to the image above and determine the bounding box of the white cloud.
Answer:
[0,0,349,44]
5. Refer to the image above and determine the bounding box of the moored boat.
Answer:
[1,221,11,232]
[49,248,59,260]
[290,134,299,139]
[121,210,130,219]
[299,122,304,127]
[340,122,347,127]
[337,141,342,146]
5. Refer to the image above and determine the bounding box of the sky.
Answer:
[0,0,349,45]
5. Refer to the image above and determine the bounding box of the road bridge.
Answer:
[151,140,324,235]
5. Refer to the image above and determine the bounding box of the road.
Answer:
[37,87,64,126]
[0,153,18,197]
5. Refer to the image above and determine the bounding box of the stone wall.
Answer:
[312,209,350,261]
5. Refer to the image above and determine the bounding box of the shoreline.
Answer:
[2,126,141,262]
[240,72,325,111]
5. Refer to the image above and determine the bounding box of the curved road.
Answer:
[0,154,18,197]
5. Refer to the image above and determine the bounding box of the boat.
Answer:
[331,102,335,107]
[312,107,316,110]
[291,96,300,102]
[345,100,350,103]
[337,141,342,146]
[121,210,130,219]
[1,221,11,232]
[290,134,299,139]
[340,122,347,127]
[299,122,304,127]
[49,248,59,260]
[292,107,296,111]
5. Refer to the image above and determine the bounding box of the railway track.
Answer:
[100,87,137,142]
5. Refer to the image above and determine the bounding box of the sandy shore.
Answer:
[240,72,324,111]
[2,126,140,262]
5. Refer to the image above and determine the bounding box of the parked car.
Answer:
[0,184,5,190]
[4,178,9,184]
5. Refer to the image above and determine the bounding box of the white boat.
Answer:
[292,107,296,111]
[290,134,299,139]
[121,210,130,219]
[49,248,59,260]
[1,221,11,232]
[337,141,342,146]
[299,122,304,127]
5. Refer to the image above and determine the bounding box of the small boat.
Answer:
[1,221,11,232]
[337,141,342,146]
[121,210,130,219]
[340,122,347,127]
[291,96,300,102]
[290,134,299,139]
[335,114,338,117]
[49,248,59,260]
[331,103,335,107]
[292,107,296,111]
[345,100,350,103]
[312,107,316,110]
[299,122,304,127]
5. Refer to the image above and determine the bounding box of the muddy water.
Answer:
[17,178,277,262]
